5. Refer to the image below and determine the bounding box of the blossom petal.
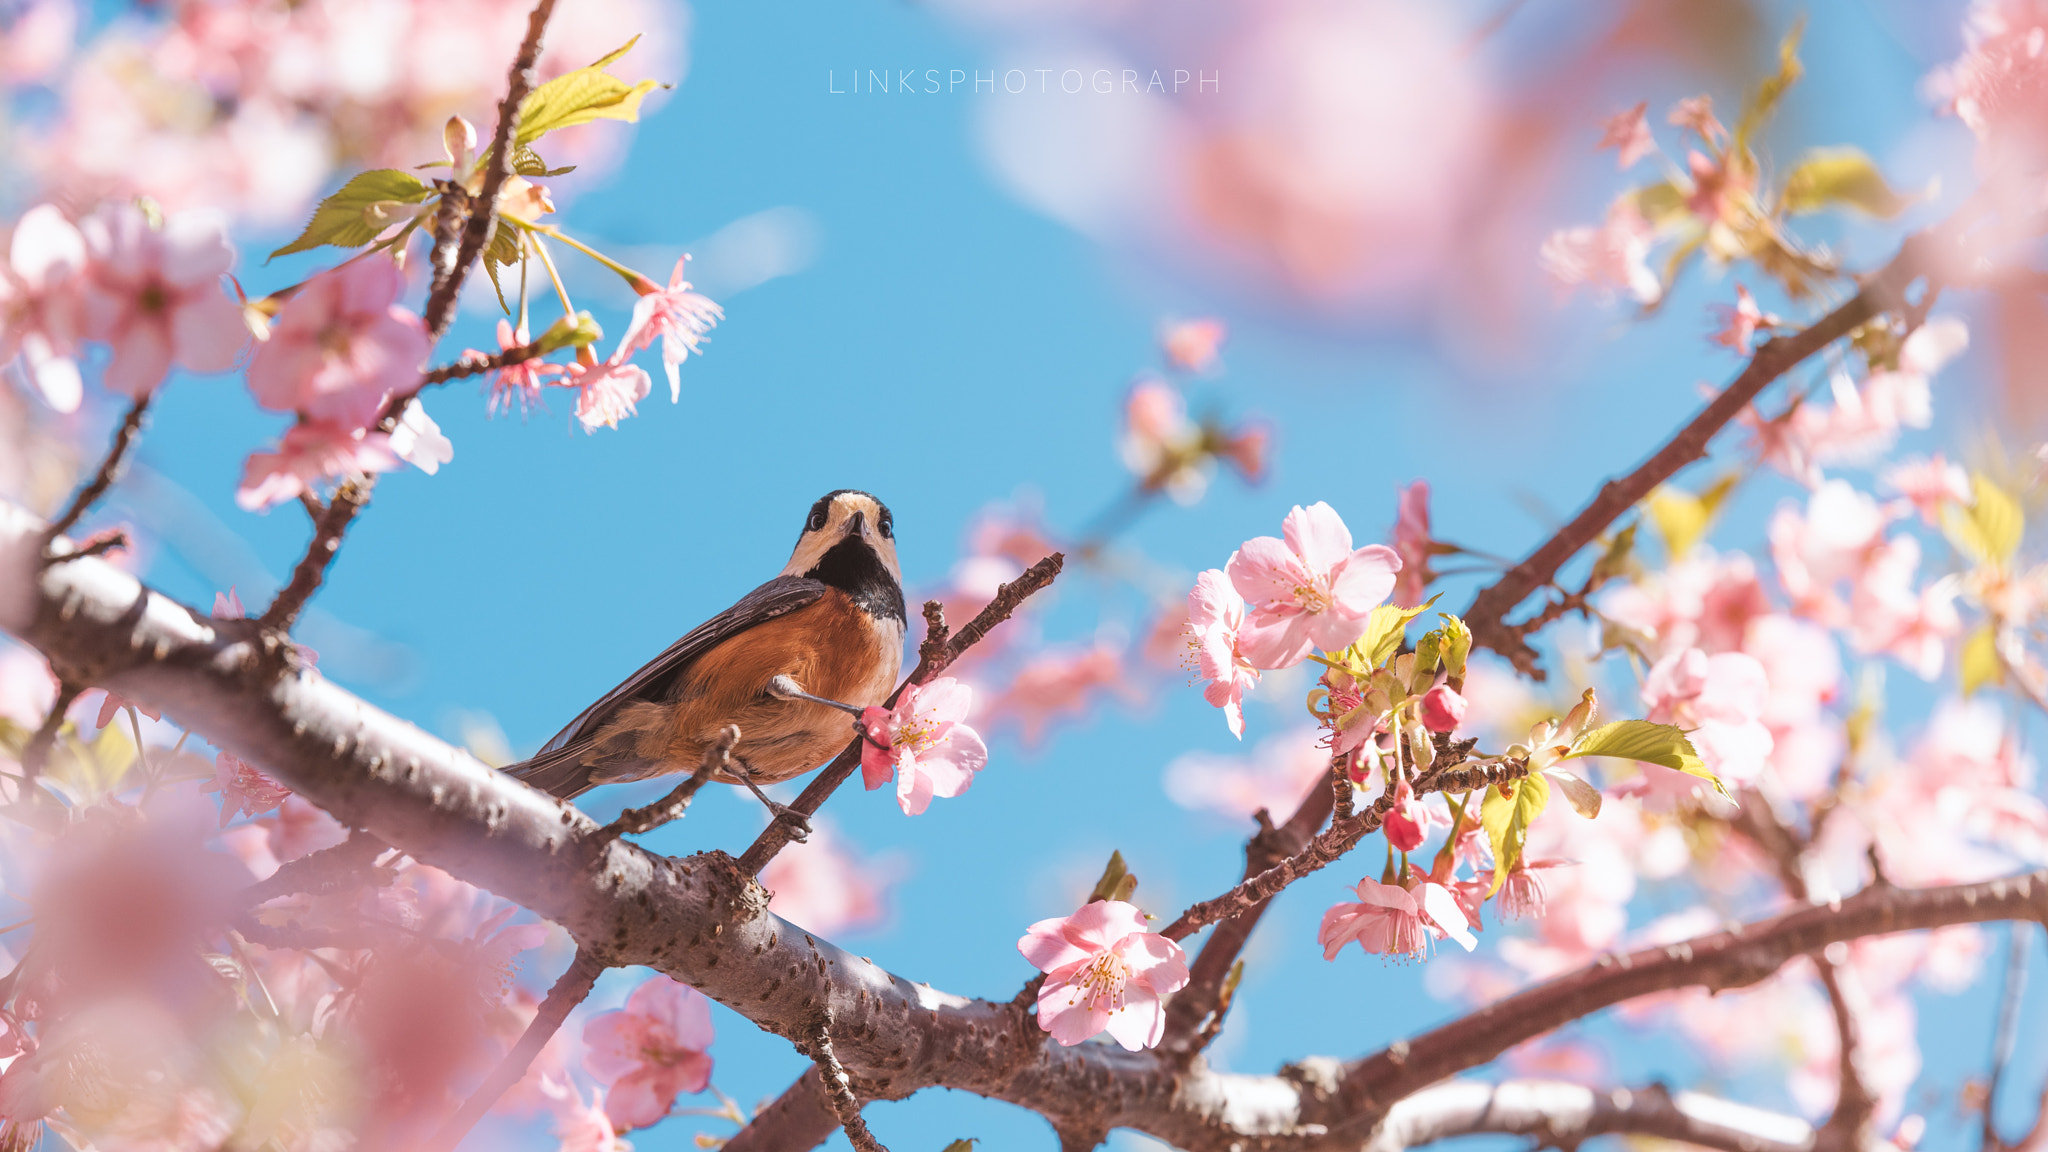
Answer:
[1282,501,1355,573]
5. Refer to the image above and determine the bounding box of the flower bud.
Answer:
[1419,685,1467,733]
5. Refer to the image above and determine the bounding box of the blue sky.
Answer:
[67,0,2048,1147]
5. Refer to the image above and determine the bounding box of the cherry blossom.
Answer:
[1226,501,1401,669]
[388,398,453,475]
[619,256,722,402]
[1932,0,2048,174]
[1162,727,1333,821]
[1709,285,1778,355]
[477,319,569,415]
[1668,95,1726,142]
[1160,317,1225,373]
[552,1086,630,1152]
[1596,101,1656,168]
[203,750,292,826]
[78,204,248,396]
[1882,454,1972,523]
[1318,875,1475,962]
[761,819,895,937]
[1383,776,1450,853]
[1018,900,1189,1051]
[1185,569,1259,737]
[859,677,988,815]
[0,204,88,412]
[582,976,713,1130]
[569,356,653,432]
[1118,376,1209,503]
[987,643,1130,746]
[1390,479,1433,607]
[1539,198,1661,305]
[236,421,402,511]
[246,256,429,430]
[1848,535,1962,680]
[86,688,160,730]
[1639,647,1773,787]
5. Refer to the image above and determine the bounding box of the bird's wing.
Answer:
[533,575,829,757]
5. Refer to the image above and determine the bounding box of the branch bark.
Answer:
[8,502,2045,1152]
[1460,229,1939,675]
[1362,1078,1816,1152]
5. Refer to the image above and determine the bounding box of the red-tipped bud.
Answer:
[1420,685,1467,733]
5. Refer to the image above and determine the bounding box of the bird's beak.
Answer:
[844,510,869,540]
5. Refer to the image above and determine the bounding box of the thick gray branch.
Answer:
[6,500,2044,1152]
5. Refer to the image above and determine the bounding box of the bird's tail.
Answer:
[503,741,599,800]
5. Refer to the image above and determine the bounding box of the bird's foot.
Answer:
[733,758,810,842]
[766,675,866,718]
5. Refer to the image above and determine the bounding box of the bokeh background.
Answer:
[3,0,2043,1148]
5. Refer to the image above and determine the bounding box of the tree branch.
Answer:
[736,553,1064,875]
[42,394,150,549]
[1361,1079,1816,1152]
[420,340,547,387]
[1461,229,1940,675]
[723,1069,841,1152]
[9,503,2046,1152]
[803,1010,889,1152]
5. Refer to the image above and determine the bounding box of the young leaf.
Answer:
[512,143,578,178]
[1781,147,1913,218]
[516,36,668,146]
[1941,472,2025,568]
[1960,623,2004,698]
[1732,20,1805,154]
[270,169,433,260]
[1643,472,1737,562]
[1482,773,1550,896]
[1088,851,1136,903]
[1567,720,1723,794]
[1354,594,1441,670]
[1437,614,1472,681]
[941,1141,979,1152]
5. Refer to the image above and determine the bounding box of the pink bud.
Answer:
[1419,686,1467,733]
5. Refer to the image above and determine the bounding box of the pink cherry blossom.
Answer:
[476,319,569,415]
[1390,479,1433,607]
[1596,101,1655,168]
[1497,859,1571,922]
[1932,0,2048,175]
[1160,317,1226,373]
[620,256,722,402]
[1118,377,1209,503]
[551,1084,629,1152]
[1185,569,1259,737]
[1418,685,1466,733]
[1640,647,1774,787]
[236,420,402,511]
[1383,777,1450,853]
[77,204,247,396]
[1317,875,1475,961]
[246,256,429,430]
[1215,421,1271,485]
[1882,454,1972,524]
[859,677,988,815]
[582,976,714,1130]
[1848,535,1961,680]
[1162,727,1332,821]
[1226,501,1401,669]
[1539,198,1661,306]
[761,819,895,937]
[1709,285,1778,355]
[1601,549,1771,658]
[0,204,88,412]
[388,399,453,476]
[86,689,160,730]
[1018,900,1190,1051]
[203,750,292,826]
[987,643,1132,747]
[1667,95,1726,142]
[569,355,653,432]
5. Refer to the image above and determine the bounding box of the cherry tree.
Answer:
[1,2,2047,1151]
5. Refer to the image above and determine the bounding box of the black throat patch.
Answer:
[803,536,906,623]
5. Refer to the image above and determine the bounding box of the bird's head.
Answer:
[783,489,902,588]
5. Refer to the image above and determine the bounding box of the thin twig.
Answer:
[239,830,391,908]
[805,1010,889,1152]
[20,681,82,780]
[1462,230,1940,675]
[42,395,150,549]
[599,726,737,841]
[258,479,368,631]
[420,339,547,388]
[427,947,606,1152]
[1987,924,2033,1151]
[735,553,1064,876]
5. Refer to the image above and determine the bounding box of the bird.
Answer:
[504,490,906,802]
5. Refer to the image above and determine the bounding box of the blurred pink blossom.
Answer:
[477,319,569,415]
[1226,501,1400,668]
[1667,95,1726,143]
[1882,454,1973,523]
[246,256,428,430]
[761,819,896,937]
[1596,101,1655,169]
[1019,899,1188,1051]
[1159,317,1225,373]
[1931,0,2048,175]
[1162,726,1330,822]
[582,976,713,1130]
[1185,568,1259,737]
[236,420,401,511]
[78,205,247,396]
[1638,647,1773,788]
[1540,199,1660,306]
[1318,875,1474,962]
[859,677,988,815]
[1709,285,1778,355]
[552,1086,629,1152]
[0,204,88,412]
[987,642,1130,746]
[1390,479,1433,608]
[568,356,652,432]
[1848,535,1961,680]
[203,750,292,826]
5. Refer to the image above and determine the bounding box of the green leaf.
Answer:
[512,143,577,178]
[941,1141,979,1152]
[1353,594,1441,670]
[1732,19,1805,155]
[1631,182,1691,229]
[1587,522,1638,589]
[1960,624,2004,698]
[1781,147,1913,218]
[516,36,668,146]
[1942,472,2025,568]
[1567,719,1723,794]
[1482,774,1550,896]
[1643,472,1738,561]
[536,311,602,353]
[1088,851,1136,904]
[270,169,433,260]
[1438,614,1472,681]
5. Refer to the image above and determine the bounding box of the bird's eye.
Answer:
[878,512,893,539]
[807,508,828,532]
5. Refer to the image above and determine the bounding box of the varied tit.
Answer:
[506,490,906,801]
